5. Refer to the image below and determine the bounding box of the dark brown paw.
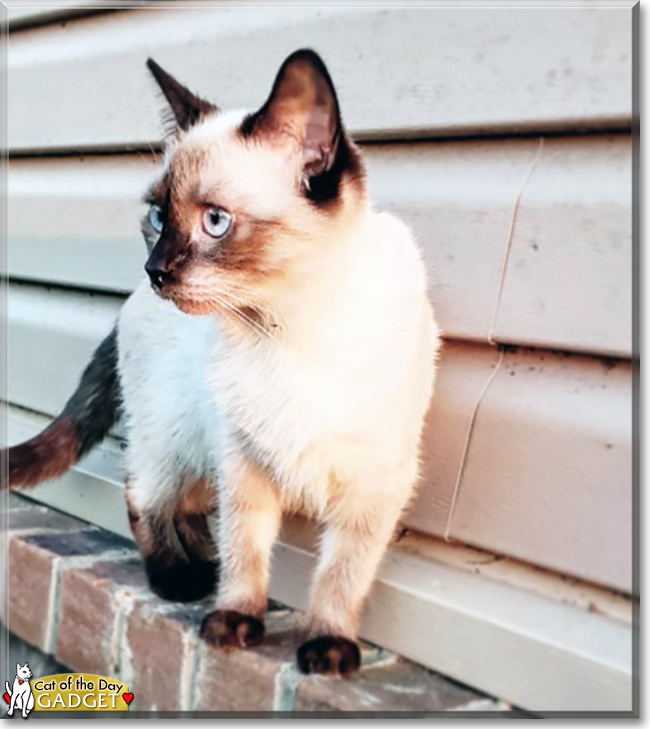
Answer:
[297,636,361,678]
[145,558,218,603]
[200,610,265,649]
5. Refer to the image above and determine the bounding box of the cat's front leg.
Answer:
[298,476,412,678]
[201,451,282,650]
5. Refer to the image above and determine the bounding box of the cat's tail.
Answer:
[5,681,11,696]
[1,328,122,489]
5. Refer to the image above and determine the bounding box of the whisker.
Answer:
[219,298,273,341]
[186,288,274,341]
[185,283,281,335]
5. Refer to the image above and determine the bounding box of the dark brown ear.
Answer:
[241,49,342,179]
[146,58,217,132]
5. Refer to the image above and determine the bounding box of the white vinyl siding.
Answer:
[4,3,635,712]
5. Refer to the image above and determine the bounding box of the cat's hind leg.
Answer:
[125,473,219,603]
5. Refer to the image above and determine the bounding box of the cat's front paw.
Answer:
[200,610,265,649]
[297,635,361,678]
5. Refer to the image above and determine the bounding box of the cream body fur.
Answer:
[119,163,438,637]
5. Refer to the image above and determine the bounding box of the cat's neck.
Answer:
[213,203,382,348]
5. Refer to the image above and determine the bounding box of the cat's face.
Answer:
[142,50,365,317]
[16,663,32,680]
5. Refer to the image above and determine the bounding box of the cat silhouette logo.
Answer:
[4,662,34,719]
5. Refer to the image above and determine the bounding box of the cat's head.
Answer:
[142,49,366,317]
[16,663,32,680]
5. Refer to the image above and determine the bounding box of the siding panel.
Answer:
[7,283,122,417]
[408,344,633,592]
[495,136,633,356]
[8,156,157,293]
[6,3,107,28]
[8,7,632,151]
[8,134,633,356]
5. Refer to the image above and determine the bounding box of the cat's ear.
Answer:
[242,49,342,179]
[146,58,218,132]
[16,663,20,674]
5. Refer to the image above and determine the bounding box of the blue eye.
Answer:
[148,204,164,234]
[202,207,233,238]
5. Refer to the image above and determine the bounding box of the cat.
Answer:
[6,663,35,718]
[2,49,440,676]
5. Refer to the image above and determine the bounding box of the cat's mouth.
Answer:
[154,285,213,315]
[156,283,277,338]
[153,279,266,324]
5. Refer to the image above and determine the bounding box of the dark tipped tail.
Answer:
[2,327,122,489]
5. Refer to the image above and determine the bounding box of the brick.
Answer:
[4,512,92,647]
[24,528,133,558]
[124,601,205,711]
[1,507,87,533]
[55,557,148,677]
[194,609,302,711]
[6,537,56,650]
[294,657,482,712]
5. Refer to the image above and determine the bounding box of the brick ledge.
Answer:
[2,494,511,714]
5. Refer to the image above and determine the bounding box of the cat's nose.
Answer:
[145,262,175,290]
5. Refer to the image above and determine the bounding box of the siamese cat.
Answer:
[3,50,440,676]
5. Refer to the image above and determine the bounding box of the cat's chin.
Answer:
[158,290,218,316]
[172,298,217,316]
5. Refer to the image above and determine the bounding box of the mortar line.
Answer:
[360,647,397,670]
[452,698,512,712]
[42,548,138,655]
[187,639,207,712]
[179,632,201,711]
[273,661,304,712]
[109,586,149,680]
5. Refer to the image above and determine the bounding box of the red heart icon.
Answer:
[122,693,134,706]
[3,693,10,704]
[18,681,23,685]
